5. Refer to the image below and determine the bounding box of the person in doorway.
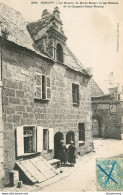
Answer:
[68,141,76,166]
[59,140,68,165]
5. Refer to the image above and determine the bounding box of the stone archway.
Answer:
[92,115,103,137]
[54,132,64,159]
[66,131,75,144]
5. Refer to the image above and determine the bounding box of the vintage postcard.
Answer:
[0,0,123,193]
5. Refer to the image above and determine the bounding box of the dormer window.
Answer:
[57,43,63,63]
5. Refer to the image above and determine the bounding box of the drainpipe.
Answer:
[0,21,4,187]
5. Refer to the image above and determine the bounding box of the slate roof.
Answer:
[0,2,51,60]
[27,14,53,42]
[91,79,104,97]
[0,2,91,77]
[65,46,88,75]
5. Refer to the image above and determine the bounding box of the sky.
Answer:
[1,0,123,94]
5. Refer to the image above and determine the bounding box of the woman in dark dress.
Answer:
[59,140,68,165]
[68,141,76,166]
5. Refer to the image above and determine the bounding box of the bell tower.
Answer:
[27,7,67,62]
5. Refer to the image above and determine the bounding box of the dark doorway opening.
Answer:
[54,132,64,159]
[66,131,75,144]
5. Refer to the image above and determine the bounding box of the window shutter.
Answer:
[46,77,51,100]
[72,84,75,103]
[37,126,43,152]
[49,128,54,150]
[16,126,24,156]
[75,87,77,103]
[35,73,42,99]
[32,126,37,152]
[77,85,79,104]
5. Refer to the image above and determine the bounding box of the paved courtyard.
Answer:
[2,138,123,192]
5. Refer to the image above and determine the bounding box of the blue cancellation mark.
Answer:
[96,158,123,191]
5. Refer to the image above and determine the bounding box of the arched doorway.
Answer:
[92,115,103,137]
[54,132,64,159]
[66,131,75,144]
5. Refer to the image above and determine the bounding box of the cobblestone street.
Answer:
[2,138,123,192]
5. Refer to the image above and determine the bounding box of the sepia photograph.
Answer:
[0,0,123,193]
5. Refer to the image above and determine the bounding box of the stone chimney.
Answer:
[41,9,50,19]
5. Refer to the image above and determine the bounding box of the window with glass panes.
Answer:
[78,123,85,141]
[16,126,54,157]
[24,126,33,153]
[35,73,51,100]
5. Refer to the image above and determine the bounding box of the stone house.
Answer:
[91,77,123,139]
[0,3,93,186]
[92,95,123,139]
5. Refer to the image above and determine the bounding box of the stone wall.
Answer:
[92,100,122,139]
[2,43,93,185]
[0,42,5,188]
[0,88,4,188]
